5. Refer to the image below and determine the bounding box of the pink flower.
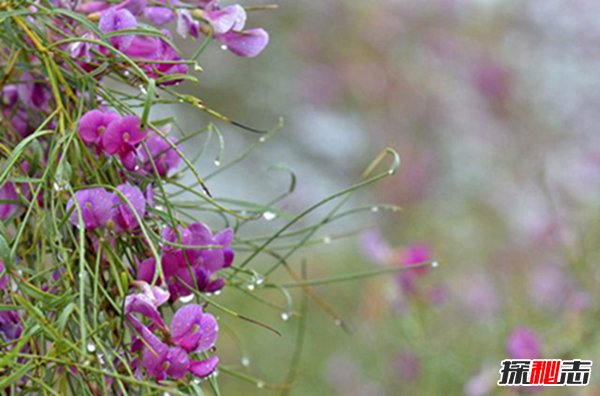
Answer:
[218,28,269,58]
[99,8,137,51]
[507,327,541,359]
[0,183,20,220]
[112,184,147,231]
[78,109,120,152]
[66,188,115,230]
[102,114,147,160]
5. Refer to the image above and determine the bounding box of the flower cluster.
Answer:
[0,0,271,388]
[125,282,219,380]
[78,110,182,174]
[138,223,234,299]
[72,0,269,83]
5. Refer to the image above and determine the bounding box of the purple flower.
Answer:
[507,327,541,359]
[139,133,182,177]
[112,184,146,231]
[396,243,432,295]
[218,28,269,58]
[360,229,393,265]
[125,281,169,331]
[0,310,22,344]
[137,222,234,299]
[123,30,189,84]
[170,304,218,353]
[177,9,200,39]
[145,6,176,26]
[102,114,146,156]
[0,183,20,220]
[132,302,219,380]
[203,4,246,35]
[99,8,137,51]
[78,109,120,152]
[17,72,51,110]
[67,188,115,230]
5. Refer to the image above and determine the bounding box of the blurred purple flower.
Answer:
[144,6,175,25]
[394,350,421,382]
[112,184,146,231]
[0,310,22,344]
[99,8,137,51]
[177,9,200,38]
[78,109,120,152]
[17,72,51,110]
[124,30,189,83]
[507,327,541,359]
[139,133,182,177]
[0,183,20,220]
[67,188,115,230]
[360,229,393,265]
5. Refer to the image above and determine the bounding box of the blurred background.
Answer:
[171,0,600,394]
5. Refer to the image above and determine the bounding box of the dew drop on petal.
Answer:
[262,211,276,221]
[179,294,194,303]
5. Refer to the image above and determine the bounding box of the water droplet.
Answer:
[259,136,266,143]
[179,294,194,303]
[334,319,342,326]
[371,206,379,212]
[220,44,228,51]
[213,290,222,296]
[192,378,202,385]
[431,261,439,268]
[388,170,394,175]
[155,205,165,211]
[323,236,332,244]
[253,274,265,286]
[213,159,221,167]
[139,85,148,95]
[262,211,277,221]
[247,284,255,291]
[86,342,96,353]
[241,356,250,367]
[280,312,290,321]
[256,381,265,389]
